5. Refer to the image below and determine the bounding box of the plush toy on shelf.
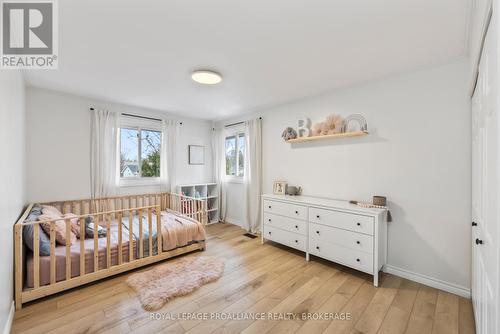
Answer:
[281,127,298,141]
[312,114,344,136]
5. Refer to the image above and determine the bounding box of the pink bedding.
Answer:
[25,210,205,288]
[160,209,206,251]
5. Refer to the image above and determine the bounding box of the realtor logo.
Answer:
[1,0,58,69]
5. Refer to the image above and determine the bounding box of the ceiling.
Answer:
[24,0,470,120]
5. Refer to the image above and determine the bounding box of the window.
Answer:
[225,132,246,178]
[120,126,162,180]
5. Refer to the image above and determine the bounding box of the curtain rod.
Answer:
[89,107,162,122]
[122,113,162,122]
[224,117,262,128]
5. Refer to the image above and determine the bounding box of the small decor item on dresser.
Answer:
[373,196,392,222]
[281,127,297,141]
[349,200,386,209]
[350,197,392,222]
[342,114,368,133]
[286,185,302,196]
[372,196,386,206]
[312,114,344,136]
[273,181,287,195]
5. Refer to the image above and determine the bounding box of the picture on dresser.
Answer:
[273,181,287,195]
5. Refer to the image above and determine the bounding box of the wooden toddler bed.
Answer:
[14,192,207,309]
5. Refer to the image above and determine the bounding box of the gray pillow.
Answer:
[85,216,107,238]
[23,204,51,256]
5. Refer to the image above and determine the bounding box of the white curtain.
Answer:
[160,119,179,193]
[244,118,262,232]
[212,126,227,221]
[90,109,119,199]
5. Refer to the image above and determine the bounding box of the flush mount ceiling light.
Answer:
[191,70,222,85]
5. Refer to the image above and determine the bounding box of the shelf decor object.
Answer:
[342,114,368,133]
[177,183,219,224]
[283,113,368,143]
[285,130,368,143]
[311,114,344,136]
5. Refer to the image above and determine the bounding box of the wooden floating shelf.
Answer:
[285,130,368,143]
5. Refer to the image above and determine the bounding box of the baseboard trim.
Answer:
[3,301,14,334]
[383,265,471,298]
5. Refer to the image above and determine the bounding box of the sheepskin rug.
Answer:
[126,256,225,311]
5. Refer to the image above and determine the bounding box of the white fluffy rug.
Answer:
[126,256,225,310]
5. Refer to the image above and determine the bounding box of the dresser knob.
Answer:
[295,210,299,214]
[476,238,483,245]
[268,206,271,209]
[356,258,360,262]
[357,222,361,226]
[268,219,271,222]
[316,230,320,234]
[295,225,298,229]
[268,231,271,235]
[316,215,320,219]
[356,241,360,245]
[472,221,477,226]
[316,246,320,250]
[295,240,298,243]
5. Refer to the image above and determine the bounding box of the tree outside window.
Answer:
[225,132,245,178]
[120,128,161,178]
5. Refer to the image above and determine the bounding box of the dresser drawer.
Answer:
[309,239,373,274]
[263,199,307,221]
[309,207,374,235]
[263,213,307,235]
[263,225,306,252]
[309,223,373,254]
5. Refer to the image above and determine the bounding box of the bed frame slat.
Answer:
[156,206,162,255]
[106,213,111,268]
[148,209,153,257]
[50,222,56,285]
[118,212,123,265]
[129,210,134,262]
[138,209,143,258]
[93,215,99,272]
[33,224,40,289]
[65,219,72,280]
[80,217,85,276]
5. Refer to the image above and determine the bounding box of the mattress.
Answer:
[25,210,205,288]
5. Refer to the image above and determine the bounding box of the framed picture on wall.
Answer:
[273,181,287,195]
[189,145,205,165]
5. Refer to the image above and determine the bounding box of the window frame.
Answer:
[224,126,246,183]
[119,116,162,187]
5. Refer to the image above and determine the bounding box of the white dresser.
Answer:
[261,194,387,286]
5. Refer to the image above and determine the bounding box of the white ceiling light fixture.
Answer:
[191,70,222,85]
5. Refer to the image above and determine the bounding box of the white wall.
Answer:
[26,87,213,202]
[468,0,489,78]
[0,71,26,331]
[220,60,471,292]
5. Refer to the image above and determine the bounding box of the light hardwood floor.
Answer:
[12,223,475,334]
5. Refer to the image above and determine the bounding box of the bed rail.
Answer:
[38,192,208,224]
[14,192,207,310]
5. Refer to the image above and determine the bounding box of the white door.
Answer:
[471,5,499,334]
